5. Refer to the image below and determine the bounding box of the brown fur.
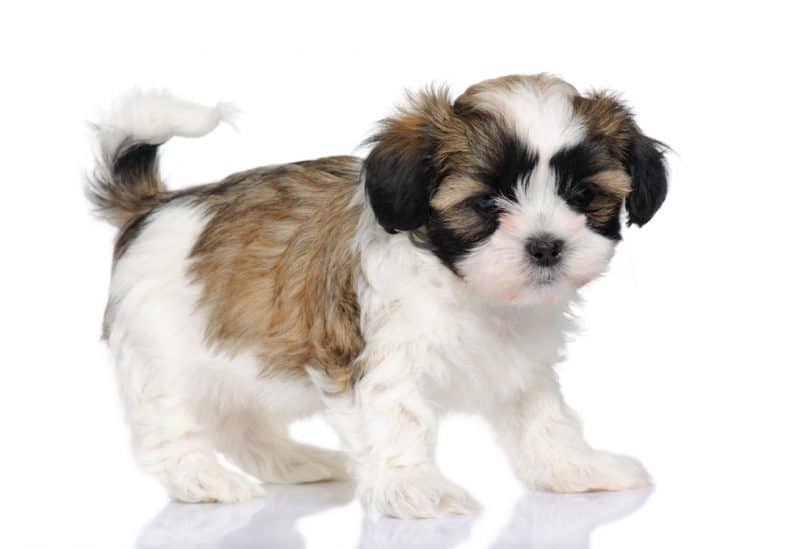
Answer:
[458,73,579,108]
[105,157,365,388]
[584,169,632,226]
[185,157,365,386]
[573,92,636,161]
[429,176,492,234]
[430,176,490,210]
[589,169,631,197]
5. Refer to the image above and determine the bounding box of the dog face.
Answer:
[364,75,668,305]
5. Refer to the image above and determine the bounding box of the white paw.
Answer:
[164,454,263,503]
[359,465,480,519]
[535,451,651,493]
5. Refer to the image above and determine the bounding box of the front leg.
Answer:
[493,370,651,492]
[352,352,479,519]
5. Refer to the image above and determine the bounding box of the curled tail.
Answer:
[86,91,233,227]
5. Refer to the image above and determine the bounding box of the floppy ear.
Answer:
[363,88,453,233]
[574,91,669,228]
[624,130,668,227]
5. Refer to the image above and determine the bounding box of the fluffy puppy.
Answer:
[88,74,667,519]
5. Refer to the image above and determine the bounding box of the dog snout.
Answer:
[526,234,565,267]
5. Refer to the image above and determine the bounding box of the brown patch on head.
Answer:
[184,156,365,390]
[430,176,489,209]
[588,169,632,197]
[580,169,632,227]
[585,193,622,226]
[573,92,636,160]
[428,177,498,236]
[457,73,578,114]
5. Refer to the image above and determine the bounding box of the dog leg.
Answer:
[217,415,350,484]
[112,339,261,503]
[127,391,262,503]
[347,355,480,519]
[493,370,651,493]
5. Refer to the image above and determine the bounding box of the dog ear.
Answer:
[624,130,668,227]
[363,88,453,233]
[575,92,669,227]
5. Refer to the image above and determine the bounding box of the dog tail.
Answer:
[86,91,234,227]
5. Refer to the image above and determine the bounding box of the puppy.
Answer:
[88,74,667,519]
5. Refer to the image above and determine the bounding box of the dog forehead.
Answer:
[459,75,585,158]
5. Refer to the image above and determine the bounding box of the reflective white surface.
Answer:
[135,482,650,549]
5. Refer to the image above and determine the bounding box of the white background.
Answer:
[2,1,807,548]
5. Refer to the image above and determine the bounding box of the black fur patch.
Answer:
[364,133,437,234]
[550,139,623,240]
[471,131,538,202]
[624,136,668,227]
[113,143,160,187]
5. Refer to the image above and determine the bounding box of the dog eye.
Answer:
[473,195,499,215]
[568,185,595,209]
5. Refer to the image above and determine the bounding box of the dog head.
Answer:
[364,74,668,305]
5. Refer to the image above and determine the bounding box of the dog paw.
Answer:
[164,454,263,503]
[534,451,651,493]
[359,465,480,519]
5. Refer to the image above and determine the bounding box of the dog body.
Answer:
[89,75,667,518]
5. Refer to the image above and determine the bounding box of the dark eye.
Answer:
[473,195,500,216]
[568,184,596,210]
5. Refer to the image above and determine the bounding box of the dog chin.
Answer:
[474,277,577,308]
[526,280,578,306]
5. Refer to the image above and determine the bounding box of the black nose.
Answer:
[526,235,564,267]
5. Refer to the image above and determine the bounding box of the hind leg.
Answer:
[216,410,350,485]
[105,202,267,502]
[112,339,261,503]
[132,399,262,503]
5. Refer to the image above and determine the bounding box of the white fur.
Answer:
[458,166,615,306]
[473,77,584,156]
[95,90,235,160]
